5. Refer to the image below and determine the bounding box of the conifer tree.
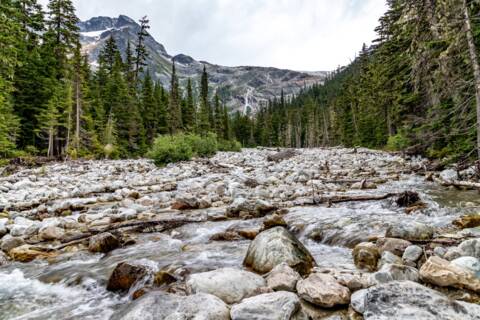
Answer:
[182,78,196,131]
[197,65,211,135]
[134,16,150,83]
[168,61,182,134]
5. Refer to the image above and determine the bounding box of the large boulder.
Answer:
[107,262,153,292]
[266,263,301,292]
[88,232,120,253]
[459,239,480,258]
[110,292,229,320]
[385,222,434,241]
[230,291,300,320]
[296,273,351,308]
[186,268,266,304]
[419,256,480,292]
[171,195,200,210]
[354,281,480,320]
[353,242,380,272]
[243,227,315,276]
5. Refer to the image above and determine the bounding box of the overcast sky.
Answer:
[38,0,387,71]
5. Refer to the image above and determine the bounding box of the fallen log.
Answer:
[51,218,205,251]
[434,177,480,190]
[311,193,399,205]
[267,149,298,162]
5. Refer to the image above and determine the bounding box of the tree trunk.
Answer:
[463,0,480,159]
[47,127,54,158]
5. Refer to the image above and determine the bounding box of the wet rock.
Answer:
[453,214,480,229]
[9,217,39,237]
[395,191,420,207]
[451,257,480,278]
[358,281,480,320]
[440,169,458,182]
[210,231,242,241]
[266,263,302,292]
[244,227,315,276]
[376,238,411,256]
[385,222,434,241]
[0,218,8,238]
[0,251,9,266]
[186,268,266,304]
[0,235,25,252]
[230,291,300,320]
[353,242,380,272]
[9,244,52,262]
[334,272,373,291]
[111,292,229,320]
[238,229,260,240]
[262,214,288,230]
[296,273,351,308]
[107,262,152,292]
[38,226,65,241]
[371,264,419,284]
[171,195,199,210]
[402,245,423,264]
[227,198,276,218]
[88,232,120,253]
[153,270,178,286]
[459,238,480,258]
[419,256,480,292]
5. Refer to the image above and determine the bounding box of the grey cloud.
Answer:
[39,0,387,71]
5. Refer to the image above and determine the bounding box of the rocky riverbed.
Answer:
[1,148,480,319]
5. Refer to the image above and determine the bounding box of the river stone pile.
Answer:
[1,148,480,319]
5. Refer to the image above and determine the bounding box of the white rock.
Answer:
[186,268,266,304]
[296,273,350,308]
[230,291,300,320]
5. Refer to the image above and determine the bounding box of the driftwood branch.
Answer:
[434,177,480,190]
[306,193,399,205]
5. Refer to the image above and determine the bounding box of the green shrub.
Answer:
[218,139,242,152]
[386,132,410,151]
[148,133,242,166]
[147,134,194,166]
[184,133,218,157]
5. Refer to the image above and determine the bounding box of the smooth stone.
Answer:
[38,226,65,241]
[230,291,300,320]
[385,222,434,241]
[350,289,368,314]
[186,268,266,304]
[451,256,480,278]
[296,273,351,308]
[266,263,302,292]
[459,239,480,259]
[371,264,419,284]
[402,245,423,263]
[378,251,402,269]
[110,292,230,320]
[107,262,153,292]
[243,227,315,276]
[360,281,480,320]
[0,235,25,252]
[353,242,380,272]
[419,256,480,292]
[88,232,120,253]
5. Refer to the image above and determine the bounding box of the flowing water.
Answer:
[0,156,479,319]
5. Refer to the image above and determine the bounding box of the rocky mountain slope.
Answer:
[79,15,328,113]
